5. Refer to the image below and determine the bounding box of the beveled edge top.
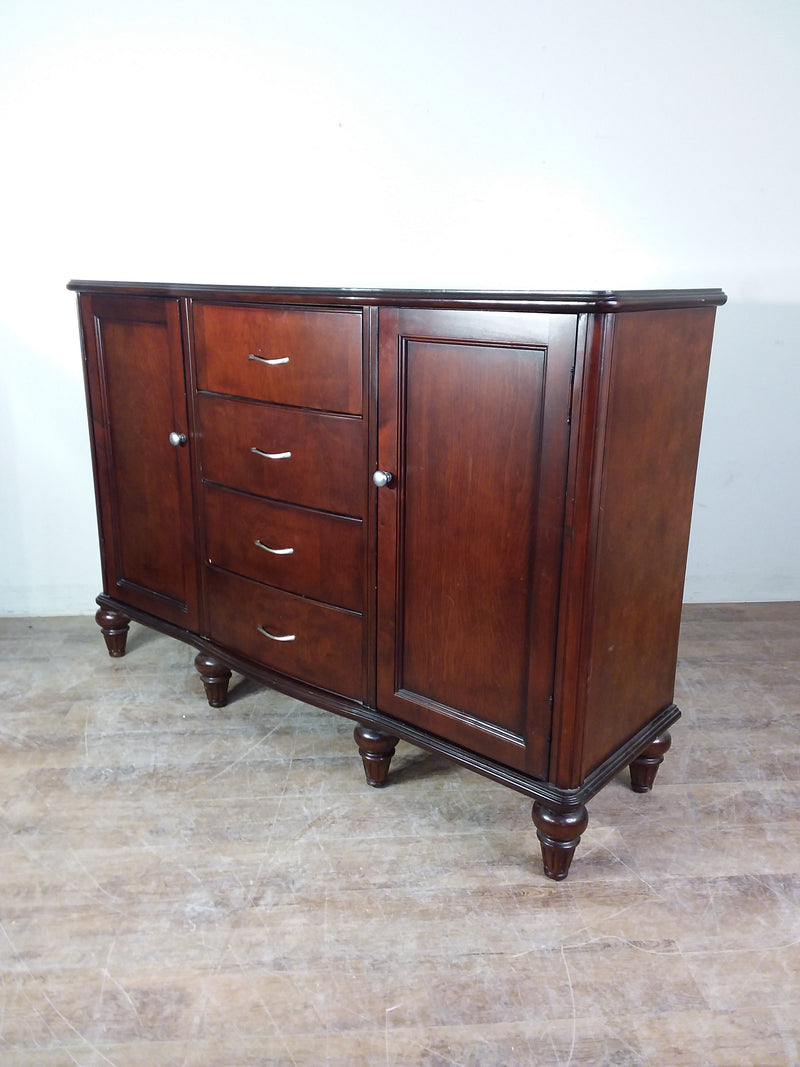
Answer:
[67,280,727,313]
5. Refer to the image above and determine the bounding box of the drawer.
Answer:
[197,394,365,517]
[206,568,364,700]
[204,486,365,612]
[193,303,363,414]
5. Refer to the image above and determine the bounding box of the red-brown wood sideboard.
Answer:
[69,281,726,880]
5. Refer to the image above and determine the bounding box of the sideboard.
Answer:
[70,281,726,879]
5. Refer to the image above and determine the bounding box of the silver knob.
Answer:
[169,431,187,447]
[373,470,393,488]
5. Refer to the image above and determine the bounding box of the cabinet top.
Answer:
[67,280,726,313]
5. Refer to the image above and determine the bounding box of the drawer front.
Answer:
[204,486,365,612]
[198,394,365,517]
[194,303,363,415]
[206,568,364,700]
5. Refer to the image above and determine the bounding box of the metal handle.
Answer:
[373,470,393,488]
[254,539,294,556]
[248,354,290,366]
[251,447,292,460]
[169,431,187,447]
[257,624,296,642]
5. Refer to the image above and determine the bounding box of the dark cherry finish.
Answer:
[629,730,673,793]
[71,280,725,880]
[553,309,718,785]
[353,724,399,787]
[194,652,232,709]
[94,603,129,657]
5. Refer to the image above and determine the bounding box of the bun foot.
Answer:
[629,730,672,793]
[194,652,232,708]
[531,801,589,881]
[95,605,130,657]
[354,724,399,787]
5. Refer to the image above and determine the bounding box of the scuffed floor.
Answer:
[1,604,799,1065]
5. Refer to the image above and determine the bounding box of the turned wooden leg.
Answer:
[354,724,399,787]
[194,652,232,708]
[629,730,672,793]
[95,605,130,657]
[531,801,589,881]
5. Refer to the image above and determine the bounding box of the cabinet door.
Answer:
[376,308,575,777]
[80,294,199,630]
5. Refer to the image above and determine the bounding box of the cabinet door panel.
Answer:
[376,309,575,776]
[80,295,199,629]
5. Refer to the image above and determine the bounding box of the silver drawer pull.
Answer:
[251,447,292,460]
[257,625,296,642]
[248,354,290,366]
[254,539,294,556]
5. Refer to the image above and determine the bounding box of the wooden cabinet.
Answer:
[71,281,726,880]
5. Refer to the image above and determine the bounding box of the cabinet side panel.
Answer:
[579,307,717,777]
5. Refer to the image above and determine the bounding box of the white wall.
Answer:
[1,0,798,614]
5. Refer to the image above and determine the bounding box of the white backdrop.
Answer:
[1,0,798,613]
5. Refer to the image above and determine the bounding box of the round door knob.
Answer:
[372,470,393,488]
[169,431,187,447]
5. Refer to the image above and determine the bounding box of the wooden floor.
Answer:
[1,604,799,1065]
